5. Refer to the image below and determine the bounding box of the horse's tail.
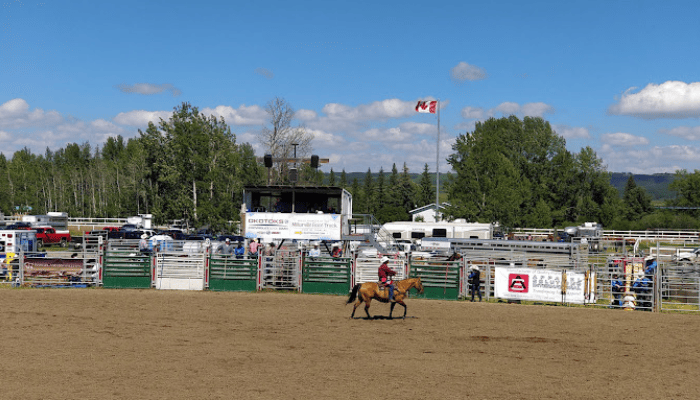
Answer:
[347,283,361,304]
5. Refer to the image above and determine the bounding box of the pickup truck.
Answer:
[33,226,71,248]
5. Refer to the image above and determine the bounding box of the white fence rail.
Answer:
[511,228,700,243]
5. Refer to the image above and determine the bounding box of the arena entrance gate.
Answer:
[155,243,208,290]
[260,248,302,291]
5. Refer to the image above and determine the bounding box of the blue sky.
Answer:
[2,0,700,175]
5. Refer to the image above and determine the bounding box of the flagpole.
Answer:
[435,99,440,222]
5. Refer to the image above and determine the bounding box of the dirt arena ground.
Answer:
[1,288,699,400]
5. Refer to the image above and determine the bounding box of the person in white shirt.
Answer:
[308,244,320,259]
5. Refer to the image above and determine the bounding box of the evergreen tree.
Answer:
[328,168,336,186]
[418,164,434,207]
[622,175,653,220]
[363,168,374,214]
[340,169,347,188]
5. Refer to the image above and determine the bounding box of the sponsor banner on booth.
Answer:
[494,266,593,304]
[244,212,341,240]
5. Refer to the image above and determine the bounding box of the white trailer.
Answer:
[381,221,494,241]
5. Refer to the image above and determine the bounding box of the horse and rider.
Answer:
[347,256,424,319]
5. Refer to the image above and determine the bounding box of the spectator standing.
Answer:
[468,265,482,302]
[611,273,624,308]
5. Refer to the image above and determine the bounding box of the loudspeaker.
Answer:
[289,168,298,182]
[310,155,319,168]
[264,154,273,168]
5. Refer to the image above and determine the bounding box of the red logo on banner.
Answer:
[508,274,529,293]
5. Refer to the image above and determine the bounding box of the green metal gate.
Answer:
[409,259,461,300]
[302,256,351,295]
[103,250,152,289]
[208,255,258,292]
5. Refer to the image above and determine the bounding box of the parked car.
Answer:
[121,224,139,232]
[33,226,71,248]
[5,222,32,230]
[162,230,187,240]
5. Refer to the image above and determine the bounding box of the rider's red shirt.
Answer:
[378,263,396,281]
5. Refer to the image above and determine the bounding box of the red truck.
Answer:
[32,226,72,248]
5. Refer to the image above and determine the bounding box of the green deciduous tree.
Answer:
[446,116,619,228]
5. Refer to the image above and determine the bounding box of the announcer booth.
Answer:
[241,185,353,293]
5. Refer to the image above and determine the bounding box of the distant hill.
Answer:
[328,171,678,201]
[610,173,676,201]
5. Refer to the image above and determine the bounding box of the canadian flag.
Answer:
[415,100,437,114]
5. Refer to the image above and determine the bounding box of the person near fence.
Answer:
[262,242,276,283]
[234,242,245,258]
[611,273,624,308]
[633,272,653,310]
[218,238,234,255]
[332,244,343,258]
[139,234,151,254]
[468,265,482,302]
[378,256,396,302]
[644,257,657,276]
[249,239,260,257]
[308,244,320,260]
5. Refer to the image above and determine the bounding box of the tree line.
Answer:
[1,102,699,231]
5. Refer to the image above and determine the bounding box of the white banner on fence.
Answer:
[494,267,594,304]
[244,212,341,241]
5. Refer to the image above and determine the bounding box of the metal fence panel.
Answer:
[103,250,152,289]
[409,258,461,300]
[208,255,258,292]
[302,256,352,295]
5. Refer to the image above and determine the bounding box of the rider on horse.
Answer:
[378,256,396,302]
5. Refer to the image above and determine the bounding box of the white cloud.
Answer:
[600,144,700,174]
[450,62,487,82]
[363,127,406,142]
[601,132,649,146]
[0,98,63,129]
[113,110,172,126]
[115,83,182,97]
[522,102,554,117]
[492,102,553,117]
[307,128,345,147]
[494,102,520,115]
[398,121,435,136]
[307,98,419,133]
[296,109,318,122]
[322,98,417,121]
[0,130,10,142]
[608,81,700,119]
[662,126,700,141]
[461,106,484,119]
[202,104,267,126]
[553,125,590,139]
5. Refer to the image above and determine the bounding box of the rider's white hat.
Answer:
[380,256,390,264]
[471,265,479,271]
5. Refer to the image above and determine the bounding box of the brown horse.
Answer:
[346,277,424,319]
